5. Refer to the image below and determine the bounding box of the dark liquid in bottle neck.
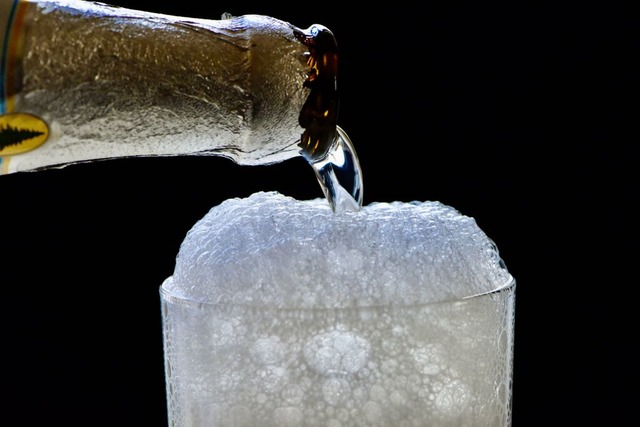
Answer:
[294,24,363,212]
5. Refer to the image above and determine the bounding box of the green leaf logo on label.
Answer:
[0,112,49,155]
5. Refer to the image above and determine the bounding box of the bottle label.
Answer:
[0,112,49,155]
[1,0,49,171]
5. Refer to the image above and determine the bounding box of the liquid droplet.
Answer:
[309,126,363,213]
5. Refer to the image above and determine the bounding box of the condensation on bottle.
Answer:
[0,0,321,174]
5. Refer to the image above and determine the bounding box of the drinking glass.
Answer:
[160,194,516,426]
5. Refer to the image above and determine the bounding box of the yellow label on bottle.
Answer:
[0,112,49,155]
[1,0,49,170]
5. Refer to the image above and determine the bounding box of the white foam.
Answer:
[166,191,512,308]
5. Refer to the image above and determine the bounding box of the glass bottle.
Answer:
[0,0,315,174]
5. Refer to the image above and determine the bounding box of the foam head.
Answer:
[166,191,512,308]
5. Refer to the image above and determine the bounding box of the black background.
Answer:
[1,1,635,426]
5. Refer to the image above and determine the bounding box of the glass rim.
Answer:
[159,275,516,311]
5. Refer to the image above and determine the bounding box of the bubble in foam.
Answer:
[168,191,512,309]
[322,377,351,406]
[434,379,472,417]
[273,406,304,427]
[251,337,286,366]
[303,330,371,376]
